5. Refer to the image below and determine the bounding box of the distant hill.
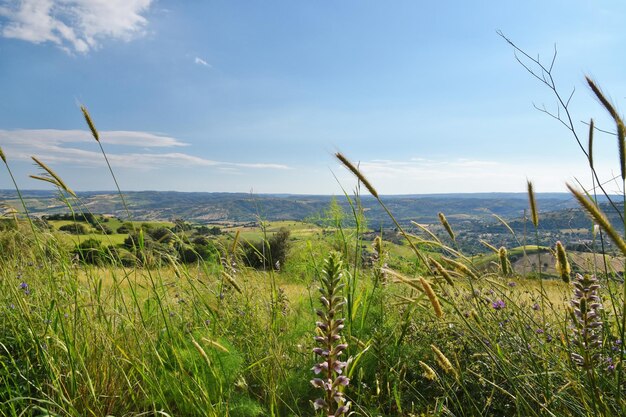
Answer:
[0,190,615,226]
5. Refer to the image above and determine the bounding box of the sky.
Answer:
[0,0,625,195]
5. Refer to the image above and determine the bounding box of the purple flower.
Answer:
[508,282,517,287]
[532,303,540,311]
[311,253,350,416]
[492,300,505,310]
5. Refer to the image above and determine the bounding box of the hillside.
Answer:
[0,189,603,225]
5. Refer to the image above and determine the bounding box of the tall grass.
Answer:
[1,55,626,417]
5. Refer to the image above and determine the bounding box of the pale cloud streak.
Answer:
[0,0,154,53]
[0,129,290,171]
[194,56,211,67]
[336,157,601,194]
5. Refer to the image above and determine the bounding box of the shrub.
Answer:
[242,227,290,270]
[59,222,88,235]
[74,238,109,265]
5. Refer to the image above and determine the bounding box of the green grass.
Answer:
[2,66,626,416]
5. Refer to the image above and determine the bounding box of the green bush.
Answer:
[59,222,88,235]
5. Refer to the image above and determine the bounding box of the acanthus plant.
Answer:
[570,273,603,369]
[311,252,351,416]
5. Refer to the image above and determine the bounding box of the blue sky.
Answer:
[0,1,625,195]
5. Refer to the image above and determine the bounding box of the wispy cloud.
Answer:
[0,0,154,53]
[335,157,597,194]
[0,128,187,148]
[194,56,211,67]
[0,129,290,170]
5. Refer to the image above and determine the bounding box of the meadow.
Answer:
[2,59,626,416]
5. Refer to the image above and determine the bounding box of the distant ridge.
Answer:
[0,189,610,225]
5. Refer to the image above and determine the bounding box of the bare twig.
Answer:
[498,30,623,223]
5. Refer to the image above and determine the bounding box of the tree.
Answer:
[242,227,290,270]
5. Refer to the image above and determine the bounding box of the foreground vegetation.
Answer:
[2,43,626,416]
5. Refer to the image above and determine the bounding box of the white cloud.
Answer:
[194,56,211,67]
[0,128,187,148]
[0,0,153,53]
[335,157,605,194]
[0,128,291,170]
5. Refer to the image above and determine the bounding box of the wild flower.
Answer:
[570,274,603,369]
[492,300,505,310]
[311,252,351,416]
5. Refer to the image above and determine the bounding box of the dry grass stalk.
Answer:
[441,256,479,280]
[431,344,457,377]
[588,118,594,169]
[221,271,242,294]
[335,152,378,198]
[555,241,571,283]
[480,240,499,253]
[420,277,443,318]
[201,337,230,353]
[438,212,455,241]
[567,184,626,256]
[429,258,454,286]
[81,105,100,142]
[613,117,626,181]
[418,361,438,381]
[527,180,539,228]
[411,221,442,244]
[31,156,77,197]
[498,247,510,276]
[0,146,6,164]
[586,77,626,180]
[383,268,424,292]
[191,337,211,366]
[586,77,619,121]
[493,213,517,237]
[231,230,240,255]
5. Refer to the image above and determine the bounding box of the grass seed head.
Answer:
[527,180,539,228]
[586,77,619,121]
[419,361,438,381]
[567,183,626,256]
[429,258,454,286]
[420,277,443,318]
[555,241,571,283]
[431,344,457,377]
[498,247,510,276]
[81,105,100,142]
[31,156,77,197]
[438,212,455,241]
[335,152,378,198]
